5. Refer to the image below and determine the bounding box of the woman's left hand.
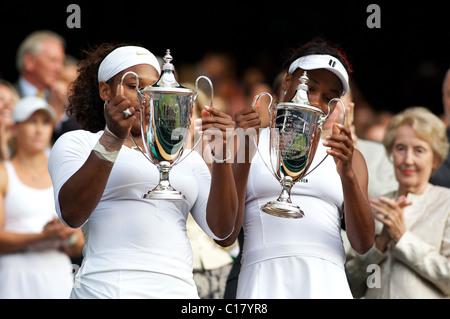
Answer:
[198,106,236,163]
[371,195,411,244]
[323,122,354,178]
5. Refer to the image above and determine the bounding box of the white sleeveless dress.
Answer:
[237,128,353,299]
[0,161,74,299]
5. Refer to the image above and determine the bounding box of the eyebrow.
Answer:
[308,76,319,85]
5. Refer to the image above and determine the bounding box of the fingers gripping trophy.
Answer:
[124,50,213,200]
[255,71,345,218]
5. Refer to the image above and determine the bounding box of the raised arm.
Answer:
[324,122,375,254]
[56,95,133,228]
[215,105,261,247]
[198,106,239,239]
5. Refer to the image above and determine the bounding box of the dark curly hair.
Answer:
[67,43,130,132]
[284,37,353,75]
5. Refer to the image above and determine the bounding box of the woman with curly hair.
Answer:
[48,43,238,298]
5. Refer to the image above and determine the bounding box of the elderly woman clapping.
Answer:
[347,106,450,299]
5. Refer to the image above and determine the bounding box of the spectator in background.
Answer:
[430,68,450,187]
[198,51,246,117]
[184,83,236,299]
[322,82,398,199]
[363,110,393,143]
[14,30,65,101]
[49,55,82,144]
[346,106,450,298]
[0,97,84,299]
[0,80,19,160]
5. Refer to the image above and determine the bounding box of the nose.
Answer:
[404,148,415,165]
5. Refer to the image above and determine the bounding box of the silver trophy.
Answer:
[255,71,345,218]
[126,49,213,200]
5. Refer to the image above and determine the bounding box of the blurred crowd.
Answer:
[0,30,449,299]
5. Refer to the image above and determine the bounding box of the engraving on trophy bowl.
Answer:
[272,105,324,183]
[264,103,326,218]
[257,71,346,219]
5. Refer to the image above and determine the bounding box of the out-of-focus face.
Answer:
[14,110,54,154]
[0,85,17,127]
[24,39,65,89]
[392,124,437,195]
[443,72,450,126]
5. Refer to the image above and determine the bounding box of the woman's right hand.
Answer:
[103,95,135,140]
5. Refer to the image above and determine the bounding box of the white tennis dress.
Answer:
[237,128,353,298]
[48,130,222,299]
[0,161,74,299]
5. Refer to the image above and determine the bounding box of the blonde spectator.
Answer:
[0,80,19,160]
[0,97,84,298]
[346,106,450,298]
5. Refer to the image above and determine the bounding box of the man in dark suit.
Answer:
[14,30,65,100]
[430,69,450,188]
[15,31,81,144]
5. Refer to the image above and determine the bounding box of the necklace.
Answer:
[127,134,143,152]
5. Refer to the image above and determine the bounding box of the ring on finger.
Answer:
[384,213,389,218]
[123,108,132,119]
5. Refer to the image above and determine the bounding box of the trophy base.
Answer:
[261,201,305,219]
[143,188,186,200]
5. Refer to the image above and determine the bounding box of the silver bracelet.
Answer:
[211,148,232,163]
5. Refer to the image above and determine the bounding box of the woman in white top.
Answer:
[218,39,375,298]
[48,44,237,298]
[0,97,84,298]
[346,107,450,298]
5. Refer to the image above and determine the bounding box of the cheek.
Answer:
[392,153,404,168]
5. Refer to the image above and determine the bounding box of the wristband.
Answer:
[93,140,120,163]
[104,125,125,141]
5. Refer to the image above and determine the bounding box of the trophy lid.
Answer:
[291,71,312,106]
[143,49,194,95]
[275,71,325,115]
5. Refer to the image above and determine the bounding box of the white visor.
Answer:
[288,54,349,94]
[13,97,55,123]
[98,46,161,83]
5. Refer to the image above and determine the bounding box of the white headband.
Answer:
[98,46,161,83]
[288,54,349,94]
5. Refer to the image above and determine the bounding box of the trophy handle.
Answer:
[118,71,154,164]
[302,97,346,178]
[174,76,214,163]
[191,75,214,151]
[250,92,280,181]
[119,71,141,97]
[195,75,214,109]
[171,75,215,166]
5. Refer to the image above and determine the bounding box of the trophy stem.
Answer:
[261,176,304,218]
[277,177,294,203]
[143,161,186,200]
